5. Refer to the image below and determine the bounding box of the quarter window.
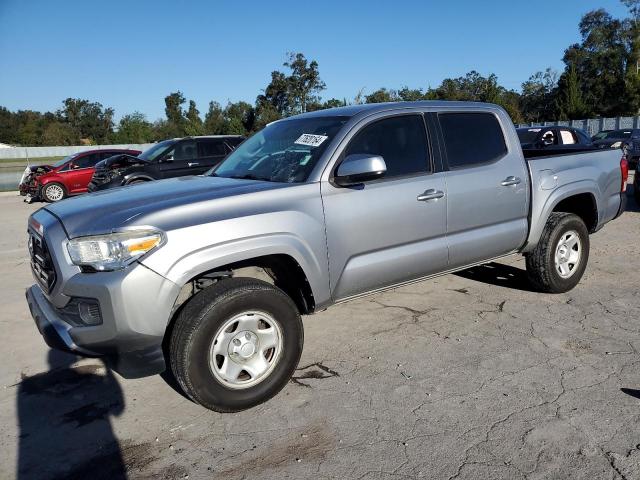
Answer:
[344,115,430,178]
[439,112,507,168]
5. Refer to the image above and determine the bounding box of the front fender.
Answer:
[140,214,330,308]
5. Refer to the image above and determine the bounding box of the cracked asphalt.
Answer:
[1,182,640,480]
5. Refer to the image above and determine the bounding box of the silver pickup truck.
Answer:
[25,101,628,412]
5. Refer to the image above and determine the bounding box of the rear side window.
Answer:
[559,129,577,145]
[344,115,430,178]
[199,140,227,157]
[439,112,507,168]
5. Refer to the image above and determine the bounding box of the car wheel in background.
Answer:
[42,182,66,203]
[526,212,590,293]
[169,278,304,412]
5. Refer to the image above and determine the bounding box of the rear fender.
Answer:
[522,181,600,253]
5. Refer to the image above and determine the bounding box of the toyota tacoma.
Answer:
[25,102,627,412]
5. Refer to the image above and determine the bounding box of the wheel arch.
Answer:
[523,184,600,253]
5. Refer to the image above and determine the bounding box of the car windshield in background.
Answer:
[212,116,348,183]
[516,128,541,144]
[138,140,175,161]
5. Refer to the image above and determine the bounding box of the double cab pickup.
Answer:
[26,101,627,411]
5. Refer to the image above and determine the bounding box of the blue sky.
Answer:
[0,0,630,121]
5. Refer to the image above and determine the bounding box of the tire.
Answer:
[126,179,148,186]
[634,189,640,206]
[169,277,303,412]
[42,182,66,202]
[526,212,589,293]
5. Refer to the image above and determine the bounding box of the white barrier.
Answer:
[0,144,155,159]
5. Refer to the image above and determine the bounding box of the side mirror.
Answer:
[334,154,386,186]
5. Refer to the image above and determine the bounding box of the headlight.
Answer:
[67,229,165,271]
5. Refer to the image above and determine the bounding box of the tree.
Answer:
[283,52,326,114]
[556,64,590,119]
[185,100,204,135]
[520,69,559,122]
[365,88,399,103]
[42,121,77,146]
[58,98,114,144]
[113,112,154,143]
[204,101,225,134]
[221,101,255,135]
[164,91,186,125]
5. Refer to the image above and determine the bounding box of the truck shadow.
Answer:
[16,350,127,480]
[455,262,535,292]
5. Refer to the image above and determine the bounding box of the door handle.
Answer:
[188,162,200,167]
[501,176,521,186]
[417,189,445,202]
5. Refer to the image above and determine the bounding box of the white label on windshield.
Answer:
[295,134,328,147]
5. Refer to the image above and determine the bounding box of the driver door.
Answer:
[321,113,448,301]
[157,140,198,178]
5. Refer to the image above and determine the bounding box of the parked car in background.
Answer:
[88,136,244,192]
[591,128,640,167]
[26,101,626,412]
[516,126,594,158]
[19,148,141,202]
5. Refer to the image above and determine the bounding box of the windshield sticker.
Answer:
[294,134,328,147]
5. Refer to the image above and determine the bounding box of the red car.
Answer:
[19,148,141,202]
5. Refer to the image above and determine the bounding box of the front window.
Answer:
[138,140,176,161]
[52,153,80,168]
[213,116,348,183]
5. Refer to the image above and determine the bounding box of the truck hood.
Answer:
[44,175,293,238]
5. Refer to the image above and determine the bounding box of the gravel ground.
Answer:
[1,183,639,480]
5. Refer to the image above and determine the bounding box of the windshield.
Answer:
[52,152,80,168]
[516,128,541,144]
[213,116,349,183]
[138,140,176,161]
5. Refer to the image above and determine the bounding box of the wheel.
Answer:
[42,182,66,202]
[634,189,640,206]
[169,277,303,412]
[526,213,589,293]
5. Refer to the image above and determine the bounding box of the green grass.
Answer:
[0,156,65,169]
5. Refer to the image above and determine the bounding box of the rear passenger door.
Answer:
[438,111,529,269]
[322,113,448,300]
[196,139,229,174]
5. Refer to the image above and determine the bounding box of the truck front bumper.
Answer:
[26,263,181,379]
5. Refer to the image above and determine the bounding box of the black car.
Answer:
[516,126,595,158]
[88,135,244,191]
[592,128,640,167]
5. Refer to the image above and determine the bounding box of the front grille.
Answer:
[28,232,56,293]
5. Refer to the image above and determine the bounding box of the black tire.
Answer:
[526,212,589,293]
[169,277,303,412]
[126,179,148,186]
[42,182,66,202]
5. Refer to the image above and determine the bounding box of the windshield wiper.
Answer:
[227,173,272,182]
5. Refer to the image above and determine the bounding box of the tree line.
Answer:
[1,1,640,147]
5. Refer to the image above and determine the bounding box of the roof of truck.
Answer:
[294,101,501,120]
